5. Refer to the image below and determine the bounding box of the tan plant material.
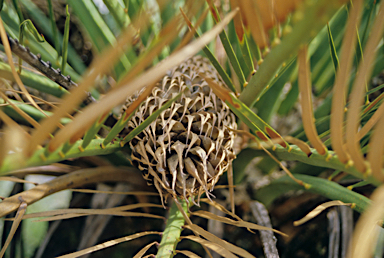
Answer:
[192,210,287,237]
[122,56,237,203]
[348,185,384,258]
[7,203,165,222]
[56,231,161,258]
[0,90,41,128]
[133,242,158,258]
[330,0,363,165]
[70,189,159,196]
[358,102,384,141]
[0,166,144,217]
[185,224,256,258]
[346,0,384,174]
[293,200,353,226]
[176,250,202,258]
[0,201,27,258]
[181,235,237,258]
[0,176,38,185]
[298,45,327,156]
[0,122,29,168]
[368,108,384,181]
[284,136,312,157]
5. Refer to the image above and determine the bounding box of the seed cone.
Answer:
[121,56,236,204]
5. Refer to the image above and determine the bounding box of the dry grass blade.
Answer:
[0,91,41,129]
[348,185,384,258]
[70,189,158,196]
[47,9,239,152]
[0,167,143,217]
[181,235,237,258]
[367,110,384,181]
[133,241,157,258]
[0,201,27,258]
[345,1,384,174]
[0,87,68,115]
[56,231,161,258]
[330,0,363,165]
[357,101,384,141]
[11,203,165,221]
[27,10,152,155]
[0,176,38,185]
[192,210,287,237]
[228,163,235,213]
[185,224,256,258]
[176,250,202,258]
[177,7,209,52]
[200,199,243,223]
[293,200,353,226]
[0,18,49,120]
[298,45,327,156]
[2,164,75,176]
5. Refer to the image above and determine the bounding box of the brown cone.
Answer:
[121,56,237,204]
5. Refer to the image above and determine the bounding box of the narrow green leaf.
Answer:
[102,0,129,29]
[19,0,86,74]
[225,91,288,148]
[257,174,371,214]
[11,0,23,22]
[239,36,254,74]
[67,0,131,79]
[0,139,124,174]
[19,20,45,44]
[247,144,380,186]
[0,98,71,125]
[207,0,246,89]
[47,0,60,60]
[0,62,69,98]
[255,58,296,122]
[18,19,45,72]
[1,7,81,81]
[0,0,4,12]
[327,23,339,72]
[61,5,70,74]
[82,113,110,150]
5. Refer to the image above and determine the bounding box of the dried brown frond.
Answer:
[330,0,363,165]
[345,1,384,174]
[298,45,327,156]
[293,200,353,226]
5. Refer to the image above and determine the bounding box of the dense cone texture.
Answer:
[122,56,236,203]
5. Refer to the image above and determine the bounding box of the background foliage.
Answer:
[0,0,384,257]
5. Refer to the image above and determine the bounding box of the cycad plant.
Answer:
[0,0,384,257]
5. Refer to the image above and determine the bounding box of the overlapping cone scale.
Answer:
[121,56,237,202]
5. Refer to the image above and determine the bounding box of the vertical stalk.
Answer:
[156,199,189,258]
